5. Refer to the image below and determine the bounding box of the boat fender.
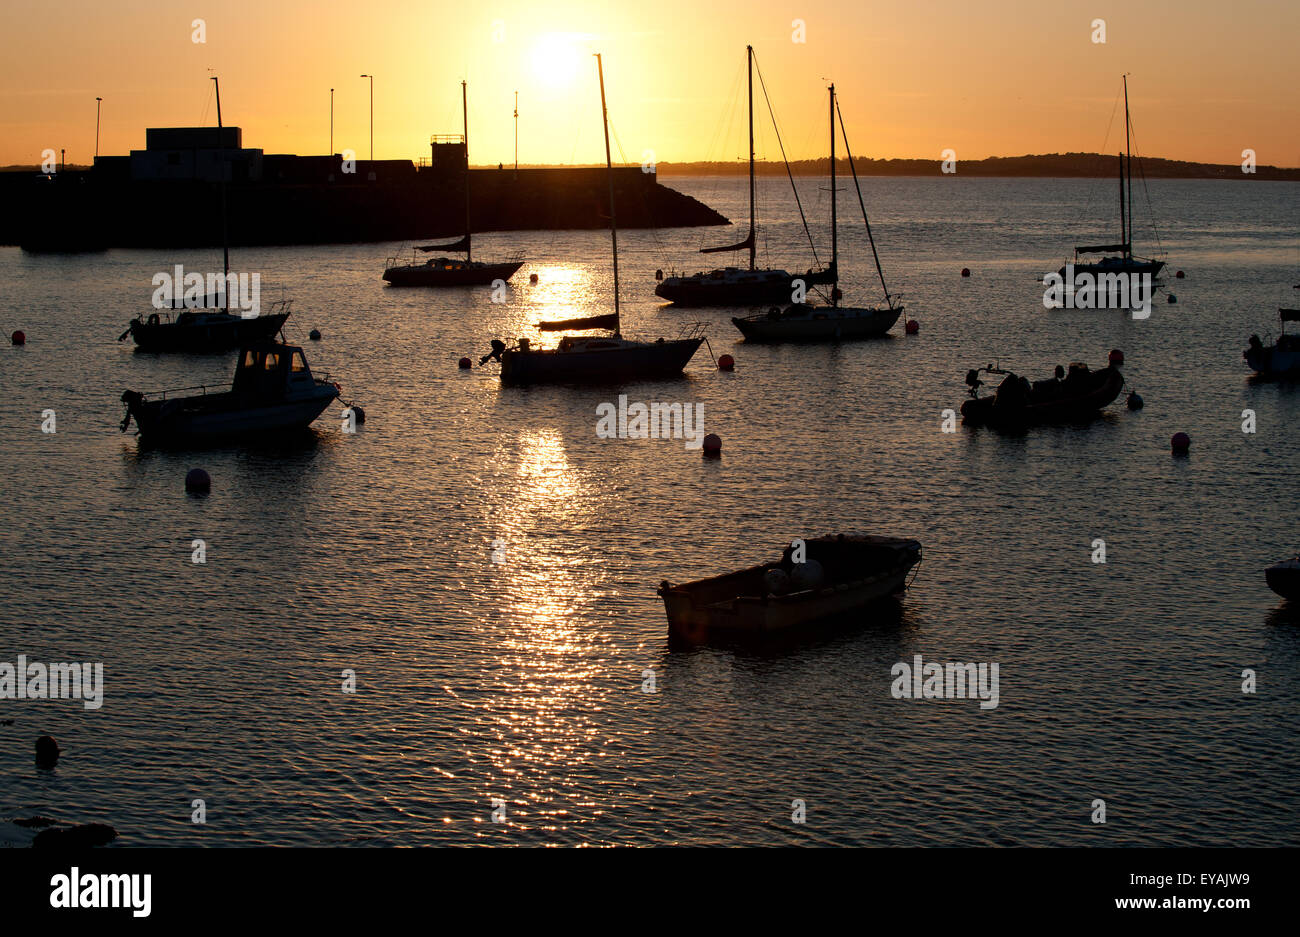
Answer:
[147,313,160,326]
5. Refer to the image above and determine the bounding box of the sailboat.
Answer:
[655,46,833,307]
[1245,286,1300,377]
[119,77,288,352]
[481,54,704,384]
[382,82,524,287]
[731,84,902,342]
[1061,76,1166,279]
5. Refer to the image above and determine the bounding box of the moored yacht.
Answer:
[120,340,341,442]
[482,54,703,385]
[959,352,1125,427]
[732,83,902,342]
[120,300,290,352]
[1245,294,1300,377]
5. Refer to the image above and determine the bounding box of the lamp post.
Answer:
[330,88,334,154]
[95,97,102,160]
[359,74,373,160]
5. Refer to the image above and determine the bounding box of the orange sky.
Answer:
[1,0,1297,168]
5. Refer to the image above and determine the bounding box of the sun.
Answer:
[530,33,583,90]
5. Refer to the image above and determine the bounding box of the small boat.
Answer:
[1265,556,1300,600]
[120,339,340,442]
[655,46,833,307]
[1245,294,1300,377]
[481,54,703,385]
[1060,77,1166,280]
[732,83,902,342]
[382,82,523,287]
[119,299,290,352]
[960,353,1125,427]
[659,534,922,648]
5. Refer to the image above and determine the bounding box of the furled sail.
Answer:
[1279,308,1300,323]
[417,234,471,253]
[1074,243,1130,254]
[701,230,755,255]
[537,313,619,332]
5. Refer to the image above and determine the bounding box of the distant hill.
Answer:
[655,152,1300,180]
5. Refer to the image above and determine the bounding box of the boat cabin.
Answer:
[232,342,316,399]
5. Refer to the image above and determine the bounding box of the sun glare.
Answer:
[530,33,584,90]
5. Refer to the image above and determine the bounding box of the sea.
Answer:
[1,174,1297,846]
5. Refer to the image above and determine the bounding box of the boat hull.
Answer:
[383,261,523,287]
[126,388,339,443]
[1059,259,1166,279]
[731,305,901,342]
[1265,561,1300,600]
[129,313,289,353]
[500,337,703,385]
[659,534,921,648]
[1245,345,1300,376]
[961,364,1123,427]
[655,268,833,306]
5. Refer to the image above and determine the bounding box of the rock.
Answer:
[12,816,58,829]
[32,823,118,849]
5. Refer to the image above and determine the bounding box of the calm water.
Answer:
[1,176,1298,846]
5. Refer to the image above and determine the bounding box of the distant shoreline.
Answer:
[6,152,1297,180]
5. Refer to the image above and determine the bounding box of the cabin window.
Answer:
[242,350,257,368]
[290,351,307,373]
[263,353,280,370]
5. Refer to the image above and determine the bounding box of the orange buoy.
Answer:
[458,357,471,369]
[1108,349,1124,366]
[11,330,25,345]
[960,268,970,277]
[1175,270,1185,279]
[702,433,722,458]
[717,354,735,371]
[1171,432,1190,453]
[904,319,919,334]
[529,273,539,284]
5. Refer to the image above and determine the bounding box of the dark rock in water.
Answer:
[0,718,13,725]
[35,735,60,768]
[32,823,118,849]
[13,816,58,829]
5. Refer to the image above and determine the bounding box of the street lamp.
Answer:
[359,74,373,160]
[330,88,334,155]
[95,97,102,160]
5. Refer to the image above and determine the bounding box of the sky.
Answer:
[1,0,1297,168]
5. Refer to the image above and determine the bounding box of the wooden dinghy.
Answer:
[658,534,921,648]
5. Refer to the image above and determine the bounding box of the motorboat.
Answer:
[1245,296,1300,376]
[960,353,1125,427]
[120,340,340,442]
[659,534,922,647]
[119,299,290,352]
[1265,556,1300,600]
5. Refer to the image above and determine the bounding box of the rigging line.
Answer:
[835,95,892,307]
[752,51,822,269]
[608,117,673,265]
[1126,120,1164,257]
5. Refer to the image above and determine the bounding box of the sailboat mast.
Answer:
[1123,75,1132,258]
[829,83,837,305]
[212,76,229,314]
[596,54,621,335]
[747,45,755,271]
[1118,151,1126,257]
[462,80,471,262]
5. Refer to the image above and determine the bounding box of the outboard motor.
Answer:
[479,339,507,366]
[965,369,983,396]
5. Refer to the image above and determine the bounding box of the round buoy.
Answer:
[655,269,664,281]
[458,356,472,369]
[1167,294,1177,304]
[904,319,919,335]
[961,268,971,278]
[717,354,735,371]
[1108,348,1125,366]
[831,287,843,302]
[1175,270,1185,279]
[529,273,539,284]
[11,330,25,345]
[184,468,211,494]
[1171,431,1191,453]
[35,735,60,768]
[1127,391,1144,410]
[702,433,722,458]
[309,329,321,341]
[348,405,366,425]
